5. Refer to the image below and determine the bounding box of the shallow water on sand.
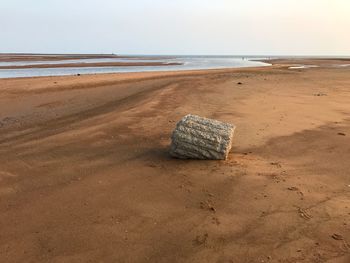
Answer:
[0,56,270,79]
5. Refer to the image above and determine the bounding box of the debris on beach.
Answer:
[287,186,299,191]
[331,234,344,241]
[193,233,208,246]
[199,201,216,213]
[169,114,235,160]
[297,207,312,220]
[270,162,282,168]
[313,93,327,96]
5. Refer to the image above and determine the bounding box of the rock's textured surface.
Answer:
[170,114,236,160]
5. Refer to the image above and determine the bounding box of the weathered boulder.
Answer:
[170,114,236,160]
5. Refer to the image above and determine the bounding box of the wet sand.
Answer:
[262,58,350,66]
[0,61,350,262]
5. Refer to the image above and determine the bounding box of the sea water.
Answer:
[0,56,270,79]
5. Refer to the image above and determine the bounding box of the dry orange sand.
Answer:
[0,60,350,262]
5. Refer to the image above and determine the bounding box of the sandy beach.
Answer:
[0,59,350,262]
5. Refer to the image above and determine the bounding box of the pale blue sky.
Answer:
[1,0,349,55]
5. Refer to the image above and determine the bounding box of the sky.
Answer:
[1,0,350,56]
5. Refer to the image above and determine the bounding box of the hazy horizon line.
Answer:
[1,52,350,58]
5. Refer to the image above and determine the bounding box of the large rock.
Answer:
[170,114,236,160]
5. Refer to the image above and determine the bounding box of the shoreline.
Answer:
[0,54,178,63]
[260,58,350,65]
[0,62,271,79]
[0,53,121,62]
[1,55,348,80]
[0,65,281,86]
[0,61,182,70]
[1,56,349,80]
